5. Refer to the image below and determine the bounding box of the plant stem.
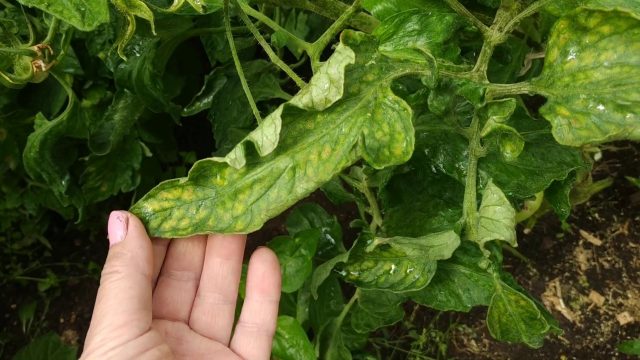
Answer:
[485,81,540,98]
[42,17,59,45]
[462,115,484,242]
[504,0,554,34]
[254,0,378,33]
[361,180,383,235]
[309,0,362,69]
[444,0,489,35]
[238,1,313,53]
[224,0,263,124]
[235,0,307,88]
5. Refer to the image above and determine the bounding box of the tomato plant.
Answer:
[2,0,639,358]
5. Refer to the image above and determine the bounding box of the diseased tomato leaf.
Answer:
[476,180,517,251]
[533,10,640,146]
[131,31,431,237]
[343,230,459,292]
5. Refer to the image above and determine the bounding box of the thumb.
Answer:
[85,211,154,348]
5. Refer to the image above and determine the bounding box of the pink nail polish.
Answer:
[108,211,129,246]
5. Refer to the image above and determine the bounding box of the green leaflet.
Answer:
[88,89,145,155]
[366,0,462,60]
[268,229,321,293]
[343,231,460,292]
[410,242,560,348]
[476,180,517,251]
[410,242,495,312]
[111,0,157,58]
[618,339,640,355]
[487,280,555,348]
[350,289,405,334]
[131,31,429,237]
[22,74,86,210]
[310,251,349,299]
[309,275,344,335]
[167,0,223,14]
[416,104,588,199]
[16,0,109,31]
[533,10,640,146]
[12,332,77,360]
[214,44,355,169]
[285,203,345,259]
[272,316,316,360]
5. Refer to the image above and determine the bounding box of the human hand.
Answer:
[82,211,281,359]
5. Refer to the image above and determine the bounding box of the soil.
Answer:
[1,144,638,359]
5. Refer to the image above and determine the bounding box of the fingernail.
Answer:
[108,211,129,246]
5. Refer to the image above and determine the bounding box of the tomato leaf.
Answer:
[476,180,517,250]
[16,0,109,31]
[533,10,640,145]
[131,31,430,237]
[350,290,405,333]
[272,316,316,360]
[343,230,460,292]
[268,229,321,293]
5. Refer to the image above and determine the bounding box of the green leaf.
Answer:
[309,275,344,335]
[320,318,352,360]
[533,10,640,146]
[487,282,553,348]
[311,252,349,299]
[410,241,495,312]
[111,0,157,58]
[285,203,345,259]
[200,61,290,155]
[476,180,517,250]
[268,229,320,293]
[627,176,640,189]
[131,31,430,238]
[167,0,223,14]
[618,339,640,355]
[16,0,109,31]
[350,290,405,333]
[88,89,145,155]
[366,0,462,60]
[272,316,315,360]
[80,138,143,203]
[12,332,77,360]
[343,230,460,292]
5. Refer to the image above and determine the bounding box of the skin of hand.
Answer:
[81,211,282,360]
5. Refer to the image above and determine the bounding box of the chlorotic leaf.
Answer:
[16,0,109,31]
[131,31,430,238]
[272,316,316,360]
[289,43,355,111]
[533,10,640,146]
[476,180,517,250]
[350,290,405,333]
[343,230,460,292]
[268,229,321,293]
[546,0,640,19]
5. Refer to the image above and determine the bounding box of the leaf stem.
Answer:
[361,179,383,235]
[462,115,485,241]
[234,0,307,88]
[254,0,378,33]
[504,0,554,34]
[42,17,59,45]
[485,81,540,99]
[308,0,362,70]
[238,1,313,53]
[224,0,263,124]
[444,0,490,35]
